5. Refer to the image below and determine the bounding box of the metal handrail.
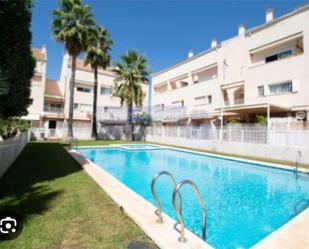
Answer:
[172,179,207,242]
[295,150,302,174]
[151,171,181,223]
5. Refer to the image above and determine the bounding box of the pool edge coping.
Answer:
[66,147,213,249]
[74,143,309,249]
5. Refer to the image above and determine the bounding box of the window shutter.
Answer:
[292,79,300,92]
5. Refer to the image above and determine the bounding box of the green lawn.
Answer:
[0,141,157,249]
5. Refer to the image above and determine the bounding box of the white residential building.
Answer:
[151,5,309,129]
[27,50,149,138]
[23,46,47,127]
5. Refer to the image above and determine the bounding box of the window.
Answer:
[74,103,79,109]
[195,96,206,101]
[171,100,184,106]
[154,104,164,111]
[258,86,265,97]
[100,86,111,95]
[207,95,212,104]
[29,98,33,105]
[265,49,292,63]
[180,81,188,87]
[76,86,91,93]
[269,81,292,94]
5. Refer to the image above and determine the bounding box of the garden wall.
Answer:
[0,131,30,177]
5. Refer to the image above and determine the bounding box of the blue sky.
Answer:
[31,0,306,80]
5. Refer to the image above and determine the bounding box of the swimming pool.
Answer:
[78,145,309,249]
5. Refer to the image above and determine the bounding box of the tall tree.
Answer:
[52,0,95,138]
[112,49,150,141]
[85,26,112,139]
[0,0,35,117]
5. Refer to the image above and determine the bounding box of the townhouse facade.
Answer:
[26,49,149,138]
[151,5,309,130]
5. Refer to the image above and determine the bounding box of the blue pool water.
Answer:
[78,146,309,249]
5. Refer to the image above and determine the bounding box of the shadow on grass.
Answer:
[0,142,81,221]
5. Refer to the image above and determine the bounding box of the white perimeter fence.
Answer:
[146,126,309,148]
[146,126,309,164]
[0,131,30,177]
[31,125,146,141]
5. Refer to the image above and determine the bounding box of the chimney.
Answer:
[238,23,245,35]
[211,38,217,48]
[42,44,47,60]
[266,7,274,22]
[188,49,194,58]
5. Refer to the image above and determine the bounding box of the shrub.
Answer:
[134,112,152,126]
[0,118,30,139]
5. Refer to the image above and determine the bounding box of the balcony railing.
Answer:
[224,98,244,107]
[44,106,64,113]
[97,106,148,121]
[152,107,187,121]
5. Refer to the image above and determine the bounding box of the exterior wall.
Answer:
[25,46,47,122]
[59,54,149,124]
[151,5,309,123]
[245,10,309,108]
[146,135,309,164]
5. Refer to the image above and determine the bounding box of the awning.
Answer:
[215,103,289,115]
[21,114,40,121]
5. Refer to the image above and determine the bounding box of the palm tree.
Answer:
[112,49,151,141]
[51,0,95,138]
[84,26,112,139]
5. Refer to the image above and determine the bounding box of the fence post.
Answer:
[228,126,232,141]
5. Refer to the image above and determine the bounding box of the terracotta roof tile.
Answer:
[32,48,46,61]
[44,79,64,98]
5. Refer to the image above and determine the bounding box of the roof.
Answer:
[32,48,46,61]
[152,46,219,77]
[44,79,64,99]
[152,3,309,77]
[246,3,309,35]
[216,103,290,114]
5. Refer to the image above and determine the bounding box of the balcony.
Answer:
[152,106,187,121]
[224,98,245,107]
[43,105,64,113]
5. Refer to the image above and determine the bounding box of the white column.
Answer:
[267,104,271,144]
[220,107,224,141]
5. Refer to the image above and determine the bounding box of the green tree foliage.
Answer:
[0,0,35,117]
[112,49,151,140]
[85,26,112,139]
[52,0,95,138]
[256,114,267,125]
[0,118,30,139]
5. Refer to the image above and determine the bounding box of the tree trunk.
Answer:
[91,67,98,139]
[127,103,134,141]
[68,54,77,138]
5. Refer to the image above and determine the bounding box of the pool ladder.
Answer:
[151,171,207,243]
[295,150,302,177]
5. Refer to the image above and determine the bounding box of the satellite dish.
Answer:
[296,111,306,120]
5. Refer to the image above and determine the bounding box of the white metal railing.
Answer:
[152,107,187,121]
[224,98,244,107]
[146,126,309,148]
[44,106,64,113]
